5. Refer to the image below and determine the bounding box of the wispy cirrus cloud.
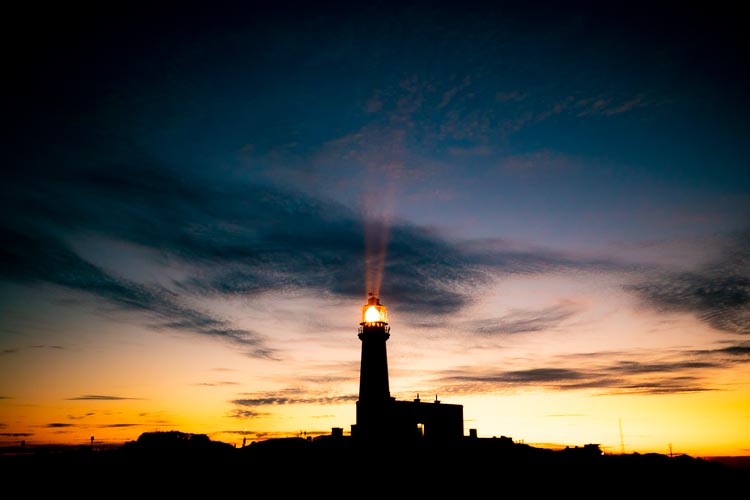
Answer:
[1,345,65,356]
[226,408,270,420]
[66,395,144,401]
[496,89,655,138]
[465,303,580,335]
[626,230,750,335]
[429,342,750,396]
[460,237,628,275]
[3,138,742,364]
[231,393,356,408]
[96,423,143,428]
[228,385,358,420]
[0,148,493,340]
[224,342,750,412]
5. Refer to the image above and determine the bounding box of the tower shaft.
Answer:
[358,324,390,403]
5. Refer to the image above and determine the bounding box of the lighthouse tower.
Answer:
[355,293,392,440]
[352,292,465,445]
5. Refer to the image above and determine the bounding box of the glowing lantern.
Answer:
[361,294,388,325]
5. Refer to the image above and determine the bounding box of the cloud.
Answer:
[718,344,750,356]
[626,230,750,335]
[66,412,95,420]
[67,395,144,401]
[574,93,651,117]
[0,223,273,357]
[0,143,689,354]
[1,345,66,356]
[603,360,722,374]
[432,343,750,396]
[228,386,358,419]
[461,237,627,275]
[465,303,579,335]
[225,343,750,407]
[496,89,654,139]
[1,151,499,333]
[227,409,269,419]
[231,394,356,407]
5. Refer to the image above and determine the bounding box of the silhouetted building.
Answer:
[352,294,464,445]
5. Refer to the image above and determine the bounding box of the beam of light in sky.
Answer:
[362,169,397,299]
[364,215,389,299]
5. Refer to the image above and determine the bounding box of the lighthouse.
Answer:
[353,293,465,445]
[355,293,393,440]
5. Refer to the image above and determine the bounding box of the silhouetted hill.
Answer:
[704,455,750,470]
[2,432,747,495]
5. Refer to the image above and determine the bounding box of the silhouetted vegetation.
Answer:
[2,431,747,494]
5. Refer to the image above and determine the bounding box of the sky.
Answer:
[2,1,749,457]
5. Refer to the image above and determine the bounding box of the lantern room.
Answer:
[361,293,388,325]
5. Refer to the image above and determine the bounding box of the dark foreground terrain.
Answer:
[3,431,747,496]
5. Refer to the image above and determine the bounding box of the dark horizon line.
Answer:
[1,431,748,460]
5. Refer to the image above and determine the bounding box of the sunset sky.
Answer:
[2,2,749,457]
